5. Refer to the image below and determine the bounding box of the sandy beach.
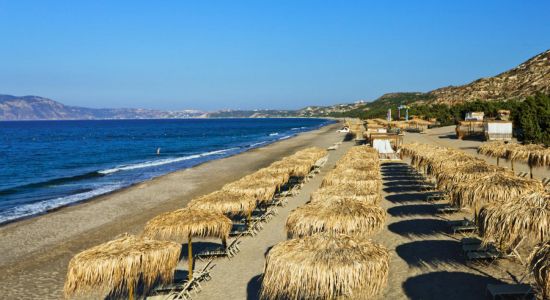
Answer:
[2,123,548,299]
[0,122,342,299]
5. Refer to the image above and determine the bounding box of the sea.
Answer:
[0,118,333,224]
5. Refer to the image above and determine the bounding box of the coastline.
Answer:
[0,121,342,299]
[0,118,335,226]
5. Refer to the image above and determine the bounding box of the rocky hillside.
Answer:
[429,49,550,104]
[0,95,205,120]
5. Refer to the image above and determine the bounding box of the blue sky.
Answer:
[0,1,549,111]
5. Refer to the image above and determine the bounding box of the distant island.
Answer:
[1,49,548,121]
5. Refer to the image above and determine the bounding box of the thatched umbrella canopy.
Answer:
[64,234,180,299]
[261,234,390,300]
[188,190,256,217]
[435,163,509,191]
[311,188,381,205]
[529,242,550,299]
[222,179,278,203]
[286,199,386,238]
[507,144,547,177]
[450,173,543,215]
[528,148,550,168]
[143,208,232,280]
[477,192,550,251]
[321,178,381,192]
[477,141,521,166]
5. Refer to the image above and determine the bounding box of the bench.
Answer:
[486,284,534,300]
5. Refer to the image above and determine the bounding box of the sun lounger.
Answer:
[436,205,460,214]
[461,237,482,245]
[517,172,528,178]
[449,218,477,234]
[426,193,446,202]
[486,284,534,300]
[327,145,338,151]
[466,249,501,261]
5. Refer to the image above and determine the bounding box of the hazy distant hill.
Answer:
[316,48,550,118]
[429,49,550,104]
[0,95,206,120]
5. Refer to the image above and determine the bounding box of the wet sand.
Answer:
[0,122,342,299]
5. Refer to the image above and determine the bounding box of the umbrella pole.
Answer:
[188,235,193,281]
[511,160,514,172]
[496,157,499,166]
[529,163,533,179]
[129,283,134,300]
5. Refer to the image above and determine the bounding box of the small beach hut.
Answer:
[261,234,390,300]
[484,120,513,141]
[529,242,550,299]
[477,192,550,251]
[143,208,232,280]
[64,234,181,299]
[286,198,386,238]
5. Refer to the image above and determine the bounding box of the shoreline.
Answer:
[0,121,342,299]
[0,118,336,226]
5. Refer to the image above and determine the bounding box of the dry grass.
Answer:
[261,234,390,300]
[477,192,550,251]
[529,242,550,299]
[188,190,257,217]
[286,198,386,238]
[64,234,180,298]
[142,208,232,243]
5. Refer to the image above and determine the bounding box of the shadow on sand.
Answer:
[387,204,436,217]
[396,240,463,267]
[385,193,427,204]
[388,219,448,238]
[247,274,263,300]
[180,242,223,258]
[403,271,504,300]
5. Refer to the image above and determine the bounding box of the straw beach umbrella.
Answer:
[311,188,381,205]
[477,192,550,251]
[286,198,386,238]
[477,141,519,166]
[529,242,550,299]
[507,144,546,178]
[528,148,550,169]
[435,163,509,191]
[261,234,390,300]
[450,173,543,216]
[188,190,256,217]
[143,208,232,280]
[222,179,278,203]
[64,234,180,299]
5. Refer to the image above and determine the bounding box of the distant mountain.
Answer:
[0,95,206,120]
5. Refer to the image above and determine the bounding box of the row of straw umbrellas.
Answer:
[261,145,390,299]
[478,140,550,179]
[401,143,550,299]
[64,147,328,299]
[344,118,366,138]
